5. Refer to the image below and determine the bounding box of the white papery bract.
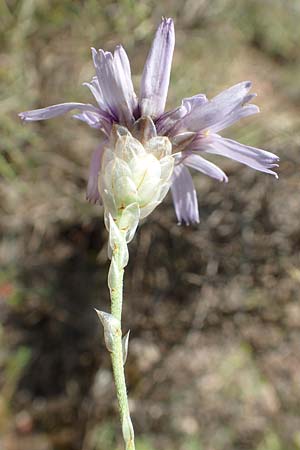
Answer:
[94,309,121,352]
[99,125,174,243]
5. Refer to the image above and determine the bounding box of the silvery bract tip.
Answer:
[108,214,129,268]
[118,203,140,243]
[122,413,135,448]
[122,330,130,365]
[94,309,121,352]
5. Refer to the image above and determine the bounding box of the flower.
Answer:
[19,17,279,225]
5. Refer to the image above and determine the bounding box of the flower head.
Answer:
[100,120,174,240]
[19,17,279,226]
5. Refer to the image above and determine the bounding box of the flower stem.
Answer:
[109,239,135,450]
[110,265,124,322]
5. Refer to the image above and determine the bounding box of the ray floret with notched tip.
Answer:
[19,17,279,226]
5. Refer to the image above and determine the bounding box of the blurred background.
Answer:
[1,0,300,449]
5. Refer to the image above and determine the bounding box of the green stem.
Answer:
[110,266,124,322]
[109,247,135,450]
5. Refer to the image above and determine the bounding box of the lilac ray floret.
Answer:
[156,94,208,136]
[140,17,175,118]
[73,111,102,128]
[91,46,138,127]
[171,164,199,225]
[82,76,108,113]
[72,111,112,135]
[86,146,105,204]
[158,80,278,223]
[190,134,279,178]
[183,153,228,182]
[114,45,139,118]
[208,96,260,133]
[171,81,254,134]
[18,102,100,121]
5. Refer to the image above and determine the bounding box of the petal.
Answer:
[210,81,252,112]
[183,153,228,182]
[87,146,105,204]
[140,17,175,118]
[73,111,112,135]
[156,94,207,136]
[92,46,138,127]
[181,94,209,114]
[155,103,187,136]
[83,76,109,113]
[113,45,139,118]
[171,164,199,225]
[92,48,121,119]
[209,103,259,133]
[200,135,279,178]
[173,81,253,133]
[18,102,100,121]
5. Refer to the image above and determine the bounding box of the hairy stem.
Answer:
[110,265,124,322]
[109,240,135,450]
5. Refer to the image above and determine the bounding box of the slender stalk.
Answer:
[109,241,135,450]
[110,265,124,322]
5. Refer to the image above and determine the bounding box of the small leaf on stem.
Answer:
[94,309,121,352]
[122,330,130,365]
